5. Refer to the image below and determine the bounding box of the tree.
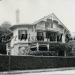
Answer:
[0,22,12,54]
[1,21,11,29]
[65,33,72,43]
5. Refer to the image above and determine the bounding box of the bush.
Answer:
[29,51,52,56]
[29,43,72,56]
[49,43,72,56]
[49,43,72,51]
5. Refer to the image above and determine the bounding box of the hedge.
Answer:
[0,55,75,71]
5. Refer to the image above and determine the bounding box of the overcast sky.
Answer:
[0,0,75,34]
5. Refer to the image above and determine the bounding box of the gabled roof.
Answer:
[33,13,62,24]
[33,13,69,32]
[10,13,69,32]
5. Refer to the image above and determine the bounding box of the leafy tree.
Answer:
[0,22,12,54]
[65,33,72,42]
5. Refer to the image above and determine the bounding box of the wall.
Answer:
[28,26,36,42]
[11,44,19,55]
[53,23,64,33]
[36,22,45,30]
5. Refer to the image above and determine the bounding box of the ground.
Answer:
[13,70,75,75]
[1,68,75,75]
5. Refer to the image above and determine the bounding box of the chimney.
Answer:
[16,9,20,24]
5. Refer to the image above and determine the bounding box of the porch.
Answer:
[37,30,63,42]
[29,42,67,56]
[28,30,65,43]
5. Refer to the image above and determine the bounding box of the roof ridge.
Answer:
[33,13,52,24]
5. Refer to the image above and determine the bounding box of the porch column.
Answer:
[64,50,66,56]
[37,43,39,51]
[62,34,65,43]
[44,32,47,41]
[57,52,58,56]
[47,44,49,51]
[55,34,57,42]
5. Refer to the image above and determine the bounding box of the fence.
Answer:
[0,55,75,71]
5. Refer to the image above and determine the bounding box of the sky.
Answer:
[0,0,75,35]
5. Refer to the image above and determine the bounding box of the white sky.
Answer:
[0,0,75,34]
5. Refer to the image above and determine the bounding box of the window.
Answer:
[30,47,37,51]
[49,33,56,41]
[46,32,56,41]
[57,34,62,42]
[45,19,53,29]
[18,30,27,40]
[48,19,53,28]
[45,22,49,29]
[39,45,48,51]
[37,32,44,41]
[46,31,50,38]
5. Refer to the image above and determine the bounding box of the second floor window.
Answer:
[57,34,62,42]
[18,30,27,40]
[37,31,44,41]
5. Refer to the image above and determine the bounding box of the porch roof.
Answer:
[10,24,34,30]
[36,29,63,34]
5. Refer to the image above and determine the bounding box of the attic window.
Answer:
[45,22,49,29]
[18,30,27,40]
[53,20,58,24]
[45,19,53,28]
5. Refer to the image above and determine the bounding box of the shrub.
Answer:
[29,43,72,56]
[49,43,72,56]
[29,51,52,56]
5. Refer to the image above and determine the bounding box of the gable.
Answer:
[36,21,45,30]
[33,13,69,32]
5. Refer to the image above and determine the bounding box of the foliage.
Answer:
[0,22,12,54]
[65,33,72,43]
[49,43,72,50]
[29,43,72,56]
[0,43,6,54]
[29,51,53,56]
[1,56,75,71]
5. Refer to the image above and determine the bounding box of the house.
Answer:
[6,13,70,56]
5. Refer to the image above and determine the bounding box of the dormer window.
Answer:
[18,30,27,40]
